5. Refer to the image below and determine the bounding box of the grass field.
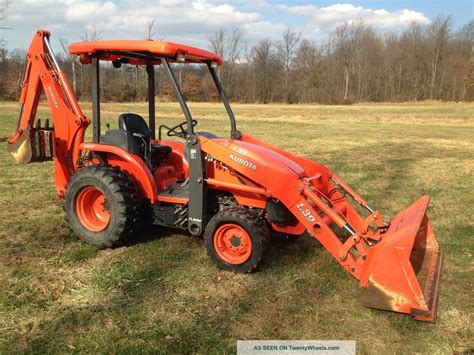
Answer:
[0,101,473,354]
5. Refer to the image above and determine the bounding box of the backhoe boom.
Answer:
[7,30,89,197]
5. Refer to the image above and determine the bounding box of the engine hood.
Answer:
[208,139,305,177]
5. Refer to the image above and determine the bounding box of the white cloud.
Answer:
[1,0,431,51]
[242,21,287,42]
[66,2,118,22]
[274,3,430,33]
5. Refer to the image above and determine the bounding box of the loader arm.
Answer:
[200,134,443,322]
[7,30,90,197]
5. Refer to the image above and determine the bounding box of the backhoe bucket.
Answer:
[7,126,54,164]
[360,196,442,321]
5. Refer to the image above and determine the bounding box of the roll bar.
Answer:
[207,63,241,139]
[160,58,196,138]
[89,53,240,142]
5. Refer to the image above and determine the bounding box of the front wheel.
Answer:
[204,206,270,273]
[65,165,142,248]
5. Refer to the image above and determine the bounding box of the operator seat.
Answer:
[118,113,151,142]
[118,113,171,162]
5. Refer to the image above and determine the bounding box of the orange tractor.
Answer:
[7,30,442,321]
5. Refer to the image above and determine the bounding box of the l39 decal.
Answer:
[230,145,248,156]
[296,202,316,222]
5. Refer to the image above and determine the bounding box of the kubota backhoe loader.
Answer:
[7,30,443,321]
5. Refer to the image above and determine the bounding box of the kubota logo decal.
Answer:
[47,86,58,109]
[229,154,256,171]
[296,202,316,222]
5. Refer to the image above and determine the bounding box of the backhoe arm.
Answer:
[7,30,90,198]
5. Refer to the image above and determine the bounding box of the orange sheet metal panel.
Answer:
[69,40,222,65]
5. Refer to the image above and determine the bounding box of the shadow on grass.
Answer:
[11,227,327,352]
[124,224,180,247]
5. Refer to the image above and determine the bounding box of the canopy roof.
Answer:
[69,40,222,65]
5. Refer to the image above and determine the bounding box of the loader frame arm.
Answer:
[7,30,90,197]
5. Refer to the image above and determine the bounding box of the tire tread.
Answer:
[204,206,270,273]
[66,165,143,248]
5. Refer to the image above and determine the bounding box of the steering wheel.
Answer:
[166,119,198,138]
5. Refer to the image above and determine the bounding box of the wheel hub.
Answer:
[75,186,111,232]
[230,235,241,247]
[213,224,252,265]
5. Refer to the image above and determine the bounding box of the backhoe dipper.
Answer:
[7,30,443,321]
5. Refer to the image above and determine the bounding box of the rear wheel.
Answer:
[204,206,270,273]
[65,165,142,248]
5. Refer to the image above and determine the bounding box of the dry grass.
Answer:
[0,101,473,353]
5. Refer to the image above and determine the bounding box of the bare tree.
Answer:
[427,16,452,99]
[59,37,77,93]
[251,40,280,103]
[227,28,243,64]
[208,29,226,58]
[455,20,474,100]
[456,19,474,40]
[294,39,322,102]
[399,23,426,100]
[277,28,301,102]
[80,27,102,42]
[146,18,156,40]
[208,29,226,82]
[79,27,102,99]
[1,17,472,103]
[144,18,165,41]
[226,27,244,95]
[333,20,366,101]
[0,0,11,61]
[353,26,379,102]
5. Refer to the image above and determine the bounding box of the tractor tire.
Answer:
[204,206,270,273]
[65,165,142,249]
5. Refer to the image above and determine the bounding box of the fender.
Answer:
[81,143,158,203]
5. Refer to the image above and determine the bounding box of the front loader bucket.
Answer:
[360,196,442,321]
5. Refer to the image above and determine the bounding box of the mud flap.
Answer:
[360,196,442,322]
[7,128,54,164]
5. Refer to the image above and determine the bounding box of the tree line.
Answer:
[0,16,473,103]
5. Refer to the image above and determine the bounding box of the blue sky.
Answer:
[1,0,472,52]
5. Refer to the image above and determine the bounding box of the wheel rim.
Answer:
[75,186,110,232]
[213,224,252,264]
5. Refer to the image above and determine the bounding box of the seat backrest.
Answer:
[100,129,142,156]
[118,113,150,144]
